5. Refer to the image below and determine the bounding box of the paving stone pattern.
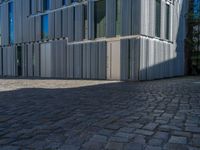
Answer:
[0,77,199,150]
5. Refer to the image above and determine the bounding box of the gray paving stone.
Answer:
[58,145,80,150]
[135,129,154,136]
[191,137,200,147]
[105,141,124,150]
[168,136,187,144]
[164,143,189,150]
[124,142,144,150]
[148,138,163,146]
[0,77,199,149]
[145,145,162,150]
[143,123,159,131]
[0,146,20,150]
[153,131,169,141]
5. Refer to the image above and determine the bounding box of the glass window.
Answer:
[43,0,50,11]
[0,6,1,45]
[94,0,106,38]
[30,0,32,14]
[155,0,161,37]
[63,0,67,5]
[84,4,88,39]
[9,2,14,44]
[166,4,170,40]
[116,0,121,35]
[41,14,49,39]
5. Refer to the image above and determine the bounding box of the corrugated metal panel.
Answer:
[132,0,141,35]
[74,44,82,78]
[148,0,155,37]
[35,16,41,41]
[55,0,62,9]
[55,10,62,38]
[160,0,166,39]
[98,42,106,79]
[121,0,132,36]
[49,12,55,40]
[82,43,87,79]
[1,3,9,46]
[130,39,140,80]
[22,45,28,77]
[14,0,23,44]
[0,48,2,76]
[120,39,129,80]
[28,44,34,76]
[29,17,36,42]
[67,7,74,42]
[140,0,149,35]
[91,42,98,79]
[88,0,94,40]
[67,44,74,78]
[75,5,84,41]
[106,0,116,37]
[34,43,40,77]
[62,8,68,38]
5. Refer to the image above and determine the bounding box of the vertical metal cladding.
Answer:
[22,0,30,43]
[1,3,9,46]
[55,10,62,38]
[74,44,83,78]
[48,12,55,40]
[0,47,2,76]
[0,0,187,80]
[62,8,68,38]
[75,4,84,41]
[33,43,40,77]
[2,46,16,76]
[106,0,116,37]
[98,42,107,79]
[22,45,28,77]
[88,0,94,40]
[35,16,41,42]
[121,0,132,36]
[67,7,74,42]
[14,0,23,44]
[120,39,129,80]
[27,44,34,77]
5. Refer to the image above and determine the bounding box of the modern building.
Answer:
[0,0,188,80]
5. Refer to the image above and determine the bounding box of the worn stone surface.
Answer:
[0,76,199,149]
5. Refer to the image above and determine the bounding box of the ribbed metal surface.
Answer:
[0,0,188,80]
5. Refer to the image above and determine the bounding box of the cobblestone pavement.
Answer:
[0,77,200,150]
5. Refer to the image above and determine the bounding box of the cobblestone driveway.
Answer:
[0,77,200,150]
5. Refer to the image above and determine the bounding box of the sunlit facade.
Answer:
[0,0,188,80]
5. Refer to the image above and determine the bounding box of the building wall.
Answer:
[0,0,188,80]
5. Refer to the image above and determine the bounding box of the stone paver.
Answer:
[0,76,199,149]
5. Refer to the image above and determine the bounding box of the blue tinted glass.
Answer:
[9,2,14,44]
[42,15,48,39]
[63,0,66,5]
[44,0,50,11]
[194,0,200,18]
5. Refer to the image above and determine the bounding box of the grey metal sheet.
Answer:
[120,39,129,80]
[106,0,116,37]
[121,0,132,36]
[88,0,94,40]
[67,7,74,42]
[55,11,62,38]
[34,43,40,77]
[98,42,106,79]
[75,5,84,41]
[74,44,82,78]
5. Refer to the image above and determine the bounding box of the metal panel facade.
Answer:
[0,0,187,80]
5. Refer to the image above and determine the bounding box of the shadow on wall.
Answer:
[139,0,187,81]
